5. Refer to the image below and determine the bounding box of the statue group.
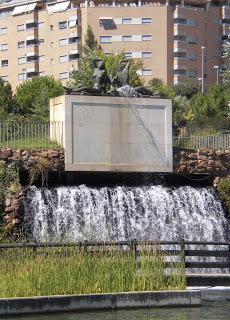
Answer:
[64,59,154,97]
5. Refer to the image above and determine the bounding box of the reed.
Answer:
[0,245,186,298]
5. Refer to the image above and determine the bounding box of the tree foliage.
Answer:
[222,35,230,84]
[83,25,100,53]
[185,85,230,134]
[173,79,201,100]
[69,49,144,88]
[0,78,14,119]
[148,78,175,99]
[14,76,64,121]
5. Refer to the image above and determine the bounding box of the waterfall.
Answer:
[23,185,228,243]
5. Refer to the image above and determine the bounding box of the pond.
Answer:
[2,301,230,320]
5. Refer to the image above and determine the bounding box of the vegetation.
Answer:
[14,76,64,121]
[69,49,144,88]
[0,245,185,297]
[218,178,230,215]
[0,161,21,238]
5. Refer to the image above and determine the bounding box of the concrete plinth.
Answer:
[50,95,172,173]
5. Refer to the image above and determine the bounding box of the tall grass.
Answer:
[0,245,186,298]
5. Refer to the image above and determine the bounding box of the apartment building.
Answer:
[0,0,229,89]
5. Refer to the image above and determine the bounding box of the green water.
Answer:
[2,301,230,320]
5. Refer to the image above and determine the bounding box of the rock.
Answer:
[5,198,11,207]
[188,153,197,160]
[0,148,13,159]
[5,206,15,213]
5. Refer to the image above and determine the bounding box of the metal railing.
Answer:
[0,240,230,270]
[0,122,63,149]
[174,133,230,150]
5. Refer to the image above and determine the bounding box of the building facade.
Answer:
[0,0,229,89]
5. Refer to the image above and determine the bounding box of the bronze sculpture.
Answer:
[64,57,154,97]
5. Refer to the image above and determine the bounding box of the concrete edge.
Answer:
[0,290,201,316]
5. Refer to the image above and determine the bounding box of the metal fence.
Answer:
[0,122,63,149]
[173,133,230,150]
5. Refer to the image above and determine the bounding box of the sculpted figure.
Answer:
[111,59,131,89]
[64,59,110,95]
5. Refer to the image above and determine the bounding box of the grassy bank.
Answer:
[0,246,185,297]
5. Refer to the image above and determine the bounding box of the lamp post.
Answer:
[213,65,219,85]
[201,46,205,93]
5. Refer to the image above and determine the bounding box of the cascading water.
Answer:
[23,185,228,243]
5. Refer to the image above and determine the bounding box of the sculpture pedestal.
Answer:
[50,95,172,173]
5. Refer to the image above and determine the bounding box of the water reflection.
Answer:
[2,301,230,320]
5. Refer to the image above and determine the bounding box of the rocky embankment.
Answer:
[175,149,230,185]
[0,148,64,237]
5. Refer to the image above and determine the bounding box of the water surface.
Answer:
[3,301,230,320]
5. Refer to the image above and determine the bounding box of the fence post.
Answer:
[131,239,137,262]
[180,239,185,267]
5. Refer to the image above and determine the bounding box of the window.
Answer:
[26,39,39,46]
[1,75,8,82]
[69,53,79,60]
[142,34,151,41]
[124,52,132,58]
[174,52,187,59]
[142,69,152,76]
[68,19,77,28]
[50,41,54,48]
[27,55,39,62]
[50,25,54,31]
[39,71,45,77]
[100,36,112,43]
[1,44,8,51]
[17,24,25,32]
[39,55,45,62]
[188,70,197,77]
[18,73,26,81]
[18,41,25,48]
[60,55,68,63]
[174,18,187,25]
[174,69,187,75]
[142,51,152,58]
[59,21,67,29]
[68,37,78,44]
[142,18,152,24]
[39,39,44,44]
[60,72,69,79]
[18,56,26,64]
[122,35,132,41]
[187,35,197,44]
[59,38,68,46]
[0,27,8,35]
[188,52,197,61]
[1,59,8,67]
[27,71,39,78]
[51,59,54,65]
[26,22,38,30]
[38,22,44,28]
[122,18,132,24]
[187,19,197,27]
[174,35,187,42]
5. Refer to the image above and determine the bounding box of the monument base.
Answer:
[50,95,172,173]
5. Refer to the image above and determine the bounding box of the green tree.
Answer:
[148,78,175,99]
[83,25,100,53]
[69,49,143,88]
[0,78,15,119]
[14,76,64,121]
[186,85,230,133]
[222,35,230,84]
[173,79,201,100]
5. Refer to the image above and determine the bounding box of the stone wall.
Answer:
[0,148,64,238]
[174,149,230,183]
